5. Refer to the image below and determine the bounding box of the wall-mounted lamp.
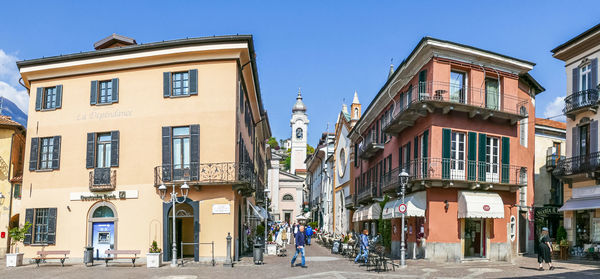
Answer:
[444,200,449,212]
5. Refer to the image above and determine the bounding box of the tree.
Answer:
[267,137,279,150]
[307,144,315,155]
[8,221,32,253]
[283,156,291,171]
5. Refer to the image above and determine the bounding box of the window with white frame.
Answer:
[581,64,592,91]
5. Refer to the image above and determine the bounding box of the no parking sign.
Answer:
[398,203,407,214]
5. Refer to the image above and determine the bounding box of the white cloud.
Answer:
[0,81,29,113]
[0,49,28,114]
[543,96,565,122]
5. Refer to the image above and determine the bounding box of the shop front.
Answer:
[383,191,427,259]
[559,185,600,255]
[458,191,505,259]
[352,203,381,236]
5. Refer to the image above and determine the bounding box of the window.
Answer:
[450,71,466,103]
[39,137,55,170]
[451,132,466,174]
[282,194,294,201]
[33,208,50,244]
[354,107,359,119]
[485,78,499,110]
[486,137,500,182]
[92,206,115,218]
[581,64,592,91]
[44,87,57,110]
[96,133,112,168]
[172,72,190,96]
[580,124,590,157]
[13,183,21,199]
[172,126,191,180]
[98,80,113,104]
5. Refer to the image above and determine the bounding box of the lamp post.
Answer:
[397,169,409,268]
[159,181,190,267]
[264,188,270,253]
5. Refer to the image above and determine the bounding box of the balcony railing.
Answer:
[383,81,529,134]
[553,152,600,177]
[381,167,400,193]
[356,182,379,204]
[358,132,384,159]
[345,194,355,209]
[403,158,526,186]
[154,162,256,187]
[89,168,117,192]
[546,154,564,171]
[564,89,599,117]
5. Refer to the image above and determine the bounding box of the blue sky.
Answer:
[0,1,598,146]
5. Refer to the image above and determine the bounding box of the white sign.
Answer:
[212,204,231,214]
[70,190,138,201]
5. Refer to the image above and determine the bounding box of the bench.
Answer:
[104,250,140,267]
[32,250,70,267]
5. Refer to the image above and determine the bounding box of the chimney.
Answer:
[94,33,137,50]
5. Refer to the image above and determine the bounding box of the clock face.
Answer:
[296,128,303,139]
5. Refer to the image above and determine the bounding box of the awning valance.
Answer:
[559,197,600,211]
[458,191,504,219]
[361,203,382,221]
[352,207,362,222]
[382,191,427,219]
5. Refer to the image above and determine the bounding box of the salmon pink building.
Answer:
[348,37,543,262]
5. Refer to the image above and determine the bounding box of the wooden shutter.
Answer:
[591,121,598,154]
[573,68,579,93]
[189,69,198,95]
[24,208,34,245]
[442,129,451,179]
[398,147,403,171]
[47,208,57,245]
[572,127,579,158]
[52,136,61,170]
[190,125,200,181]
[112,78,119,103]
[422,130,429,178]
[110,131,119,167]
[163,72,171,97]
[501,137,510,183]
[468,132,477,181]
[90,81,98,105]
[478,133,487,181]
[86,133,95,169]
[29,138,39,171]
[162,127,172,182]
[35,88,43,111]
[55,85,63,109]
[592,58,598,89]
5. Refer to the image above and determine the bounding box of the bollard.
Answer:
[224,232,233,267]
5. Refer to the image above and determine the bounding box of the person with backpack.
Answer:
[306,225,313,245]
[354,229,369,264]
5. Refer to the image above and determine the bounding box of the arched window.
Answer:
[283,194,294,201]
[354,107,359,118]
[92,206,115,218]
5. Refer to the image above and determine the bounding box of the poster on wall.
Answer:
[564,217,572,229]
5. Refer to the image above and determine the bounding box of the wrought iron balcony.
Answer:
[154,162,256,188]
[403,158,527,187]
[546,154,564,171]
[381,167,400,194]
[344,194,355,209]
[553,152,600,177]
[564,89,599,119]
[89,168,117,192]
[383,81,529,134]
[356,182,379,204]
[358,132,384,159]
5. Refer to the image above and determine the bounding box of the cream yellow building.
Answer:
[15,34,269,263]
[0,116,25,257]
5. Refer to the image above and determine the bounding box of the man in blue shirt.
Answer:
[354,229,369,264]
[306,225,313,245]
[291,225,307,268]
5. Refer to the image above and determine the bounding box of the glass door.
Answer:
[486,137,499,183]
[92,222,114,259]
[450,71,466,103]
[485,78,499,110]
[464,219,485,258]
[451,132,466,179]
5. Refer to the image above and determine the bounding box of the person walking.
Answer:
[538,227,555,271]
[306,225,313,245]
[291,225,307,268]
[354,229,369,264]
[293,223,299,237]
[286,224,292,245]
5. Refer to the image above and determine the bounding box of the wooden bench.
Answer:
[32,250,70,267]
[104,250,140,267]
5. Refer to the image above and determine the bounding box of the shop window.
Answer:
[510,216,516,241]
[283,194,294,201]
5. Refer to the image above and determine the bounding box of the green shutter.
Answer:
[468,132,477,181]
[398,147,403,171]
[24,208,33,245]
[90,81,98,105]
[414,136,418,177]
[442,129,451,179]
[189,69,198,95]
[422,130,429,178]
[502,137,510,183]
[163,72,171,97]
[478,133,487,181]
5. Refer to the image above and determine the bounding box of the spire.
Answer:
[388,58,394,79]
[352,91,359,104]
[292,88,306,113]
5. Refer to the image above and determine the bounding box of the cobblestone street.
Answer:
[1,243,600,278]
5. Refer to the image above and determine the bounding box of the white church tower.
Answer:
[290,89,309,174]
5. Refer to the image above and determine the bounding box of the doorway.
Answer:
[87,202,118,260]
[464,219,485,258]
[168,203,195,258]
[285,212,291,225]
[486,137,500,183]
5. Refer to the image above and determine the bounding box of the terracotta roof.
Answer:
[536,118,566,130]
[295,169,307,173]
[0,115,23,128]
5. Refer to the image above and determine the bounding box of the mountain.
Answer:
[0,97,27,127]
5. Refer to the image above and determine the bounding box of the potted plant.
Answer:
[7,222,31,267]
[146,240,162,268]
[266,234,277,255]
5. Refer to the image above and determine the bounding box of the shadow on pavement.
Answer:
[502,269,600,279]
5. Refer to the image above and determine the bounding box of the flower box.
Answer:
[146,253,163,268]
[6,253,24,267]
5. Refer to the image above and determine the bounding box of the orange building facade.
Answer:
[348,37,543,262]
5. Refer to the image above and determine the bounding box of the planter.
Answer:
[146,253,163,268]
[266,244,277,255]
[6,253,24,267]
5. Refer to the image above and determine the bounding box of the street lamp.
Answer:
[264,188,270,253]
[397,169,409,268]
[159,181,190,267]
